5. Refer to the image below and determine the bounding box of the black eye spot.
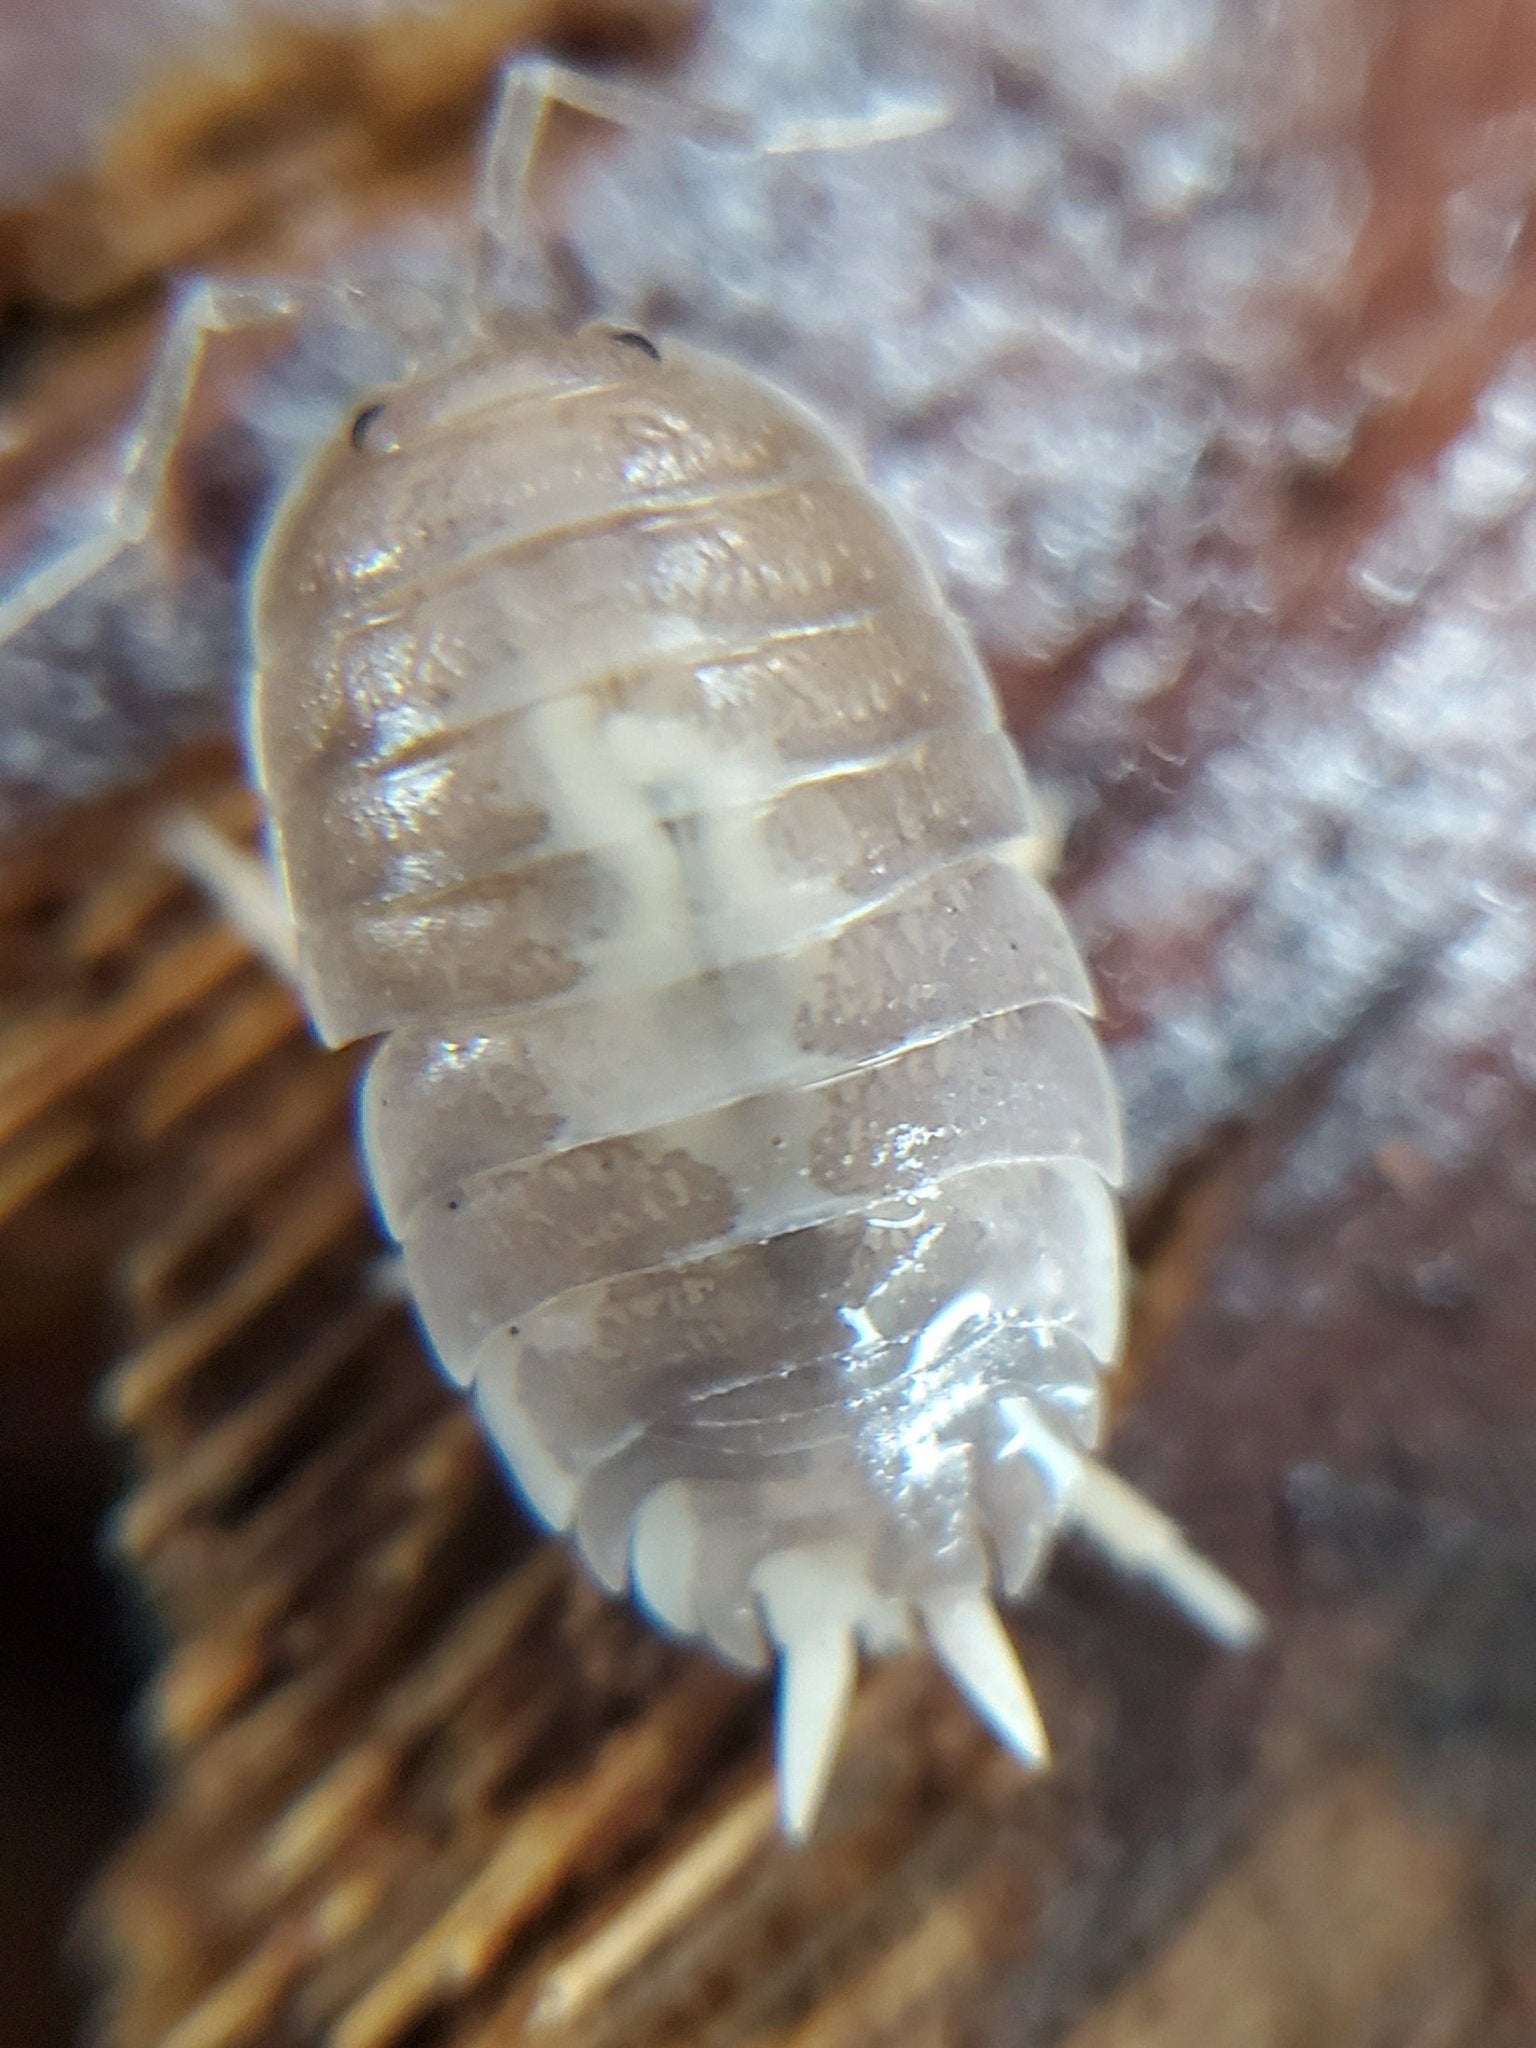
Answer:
[612,330,661,362]
[350,402,385,451]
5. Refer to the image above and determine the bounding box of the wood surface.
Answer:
[3,2,1536,2044]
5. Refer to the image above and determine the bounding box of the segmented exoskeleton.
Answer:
[0,58,1261,1834]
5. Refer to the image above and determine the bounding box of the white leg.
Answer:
[1000,1399,1266,1650]
[0,276,334,646]
[159,811,299,987]
[473,54,946,324]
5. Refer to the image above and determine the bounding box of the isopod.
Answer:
[1,57,1262,1835]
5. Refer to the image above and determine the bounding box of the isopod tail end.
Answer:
[924,1589,1050,1769]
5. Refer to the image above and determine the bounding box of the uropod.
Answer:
[1,59,1263,1836]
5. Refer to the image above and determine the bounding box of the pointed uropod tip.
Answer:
[775,1624,858,1840]
[1063,1456,1268,1653]
[925,1590,1050,1770]
[1192,1567,1268,1652]
[755,1544,875,1838]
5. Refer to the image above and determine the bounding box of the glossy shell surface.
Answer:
[251,319,1129,1811]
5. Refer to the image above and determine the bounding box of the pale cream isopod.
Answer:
[0,57,1262,1837]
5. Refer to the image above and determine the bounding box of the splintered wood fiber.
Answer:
[7,2,1536,2046]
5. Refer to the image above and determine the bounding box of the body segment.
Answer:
[252,328,1126,1700]
[0,58,1262,1835]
